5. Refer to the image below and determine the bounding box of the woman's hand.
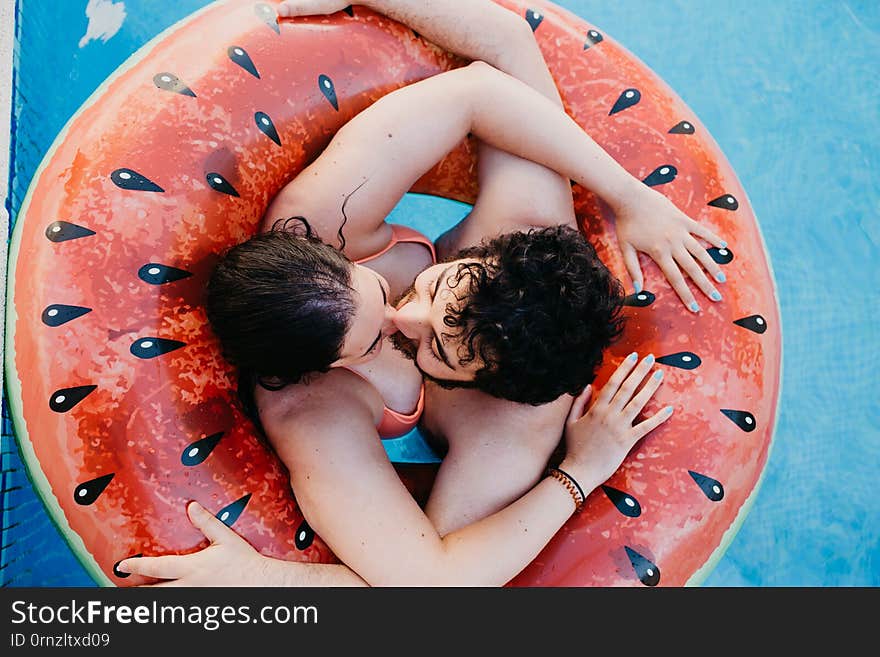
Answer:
[614,188,727,312]
[277,0,353,17]
[116,502,271,587]
[561,352,672,485]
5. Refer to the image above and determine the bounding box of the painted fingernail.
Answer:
[689,302,700,313]
[653,370,663,380]
[665,406,674,414]
[629,352,638,362]
[715,272,726,283]
[634,281,642,293]
[720,240,728,248]
[645,354,655,365]
[711,291,722,301]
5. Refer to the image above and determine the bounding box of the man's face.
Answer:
[332,259,482,386]
[390,260,483,385]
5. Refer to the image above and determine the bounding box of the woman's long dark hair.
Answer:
[205,217,357,405]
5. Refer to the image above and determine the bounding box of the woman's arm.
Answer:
[121,355,670,587]
[118,501,368,587]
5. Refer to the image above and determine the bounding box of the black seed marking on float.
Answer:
[254,3,280,34]
[707,246,734,264]
[74,473,115,506]
[721,409,757,432]
[49,385,97,412]
[583,29,603,49]
[669,120,695,134]
[525,8,544,32]
[623,290,656,307]
[216,494,252,527]
[130,337,186,359]
[343,5,354,17]
[625,546,660,586]
[255,111,282,146]
[228,45,260,78]
[113,554,142,579]
[295,519,315,550]
[153,72,196,97]
[206,172,240,197]
[41,304,92,327]
[689,470,725,502]
[318,74,339,110]
[656,351,701,370]
[602,485,642,518]
[138,263,193,285]
[45,221,96,242]
[709,194,739,211]
[111,168,164,192]
[610,88,641,115]
[643,164,677,187]
[181,432,224,466]
[733,314,768,334]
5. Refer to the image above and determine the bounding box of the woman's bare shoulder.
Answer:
[255,368,382,435]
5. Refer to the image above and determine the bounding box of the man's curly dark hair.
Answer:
[438,225,626,405]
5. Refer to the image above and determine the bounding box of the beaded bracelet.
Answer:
[546,467,585,512]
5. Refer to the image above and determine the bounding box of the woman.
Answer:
[119,0,725,586]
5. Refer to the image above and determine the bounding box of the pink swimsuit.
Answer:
[354,224,435,438]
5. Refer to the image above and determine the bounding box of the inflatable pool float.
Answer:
[4,0,781,586]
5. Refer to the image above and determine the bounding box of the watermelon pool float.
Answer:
[4,0,781,586]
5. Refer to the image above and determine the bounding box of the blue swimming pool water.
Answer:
[2,0,878,587]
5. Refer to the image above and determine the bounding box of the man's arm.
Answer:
[359,0,579,252]
[278,1,728,308]
[265,62,722,259]
[282,0,554,95]
[279,0,576,252]
[359,0,562,103]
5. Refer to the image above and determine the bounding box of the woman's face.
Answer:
[330,264,396,367]
[333,261,481,384]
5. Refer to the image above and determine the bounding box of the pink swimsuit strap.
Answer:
[342,367,425,439]
[355,223,437,265]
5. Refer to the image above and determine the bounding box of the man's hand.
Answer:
[277,0,353,17]
[614,188,727,312]
[116,502,271,586]
[561,352,672,485]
